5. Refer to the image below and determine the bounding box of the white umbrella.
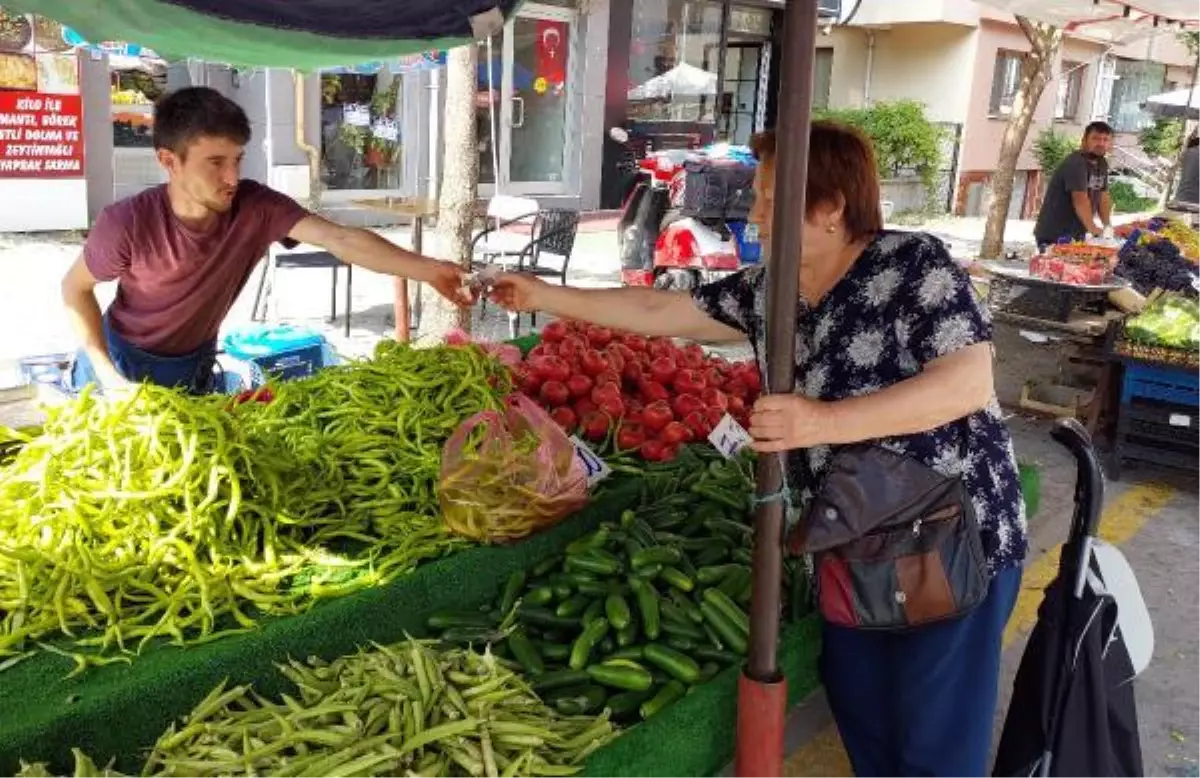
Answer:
[628,63,718,101]
[1143,86,1200,120]
[974,0,1197,44]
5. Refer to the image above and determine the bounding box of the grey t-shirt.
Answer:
[1034,150,1108,244]
[1173,145,1198,205]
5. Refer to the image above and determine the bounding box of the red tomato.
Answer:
[527,343,552,361]
[727,395,746,415]
[581,411,611,442]
[539,380,570,407]
[616,422,647,451]
[625,397,645,414]
[703,367,724,388]
[541,321,568,343]
[591,382,622,405]
[649,357,677,385]
[597,395,626,419]
[661,442,680,461]
[532,355,571,384]
[638,379,671,404]
[580,349,609,377]
[681,344,706,369]
[622,334,647,353]
[672,393,706,420]
[724,379,750,399]
[521,373,543,396]
[647,337,674,357]
[609,342,636,363]
[701,387,729,412]
[574,397,598,417]
[643,401,674,432]
[566,374,594,399]
[606,350,626,374]
[586,326,614,349]
[660,421,691,445]
[557,337,585,363]
[672,369,706,396]
[683,410,711,440]
[595,369,622,389]
[737,365,763,393]
[625,408,645,427]
[622,360,645,386]
[550,406,577,431]
[705,406,726,427]
[639,439,667,461]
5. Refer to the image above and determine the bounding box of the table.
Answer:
[352,197,439,342]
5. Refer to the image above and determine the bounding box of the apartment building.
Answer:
[817,0,1194,218]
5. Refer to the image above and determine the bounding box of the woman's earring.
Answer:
[825,224,837,234]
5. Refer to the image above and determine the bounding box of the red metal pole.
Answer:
[735,0,818,775]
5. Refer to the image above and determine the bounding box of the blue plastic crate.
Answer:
[221,324,328,388]
[17,353,73,396]
[1120,361,1200,407]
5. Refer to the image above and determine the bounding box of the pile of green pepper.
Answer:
[427,448,811,724]
[0,342,510,667]
[16,637,616,778]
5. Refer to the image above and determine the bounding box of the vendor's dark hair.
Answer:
[1084,120,1114,137]
[153,87,251,157]
[748,122,884,241]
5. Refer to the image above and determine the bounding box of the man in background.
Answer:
[1034,121,1114,251]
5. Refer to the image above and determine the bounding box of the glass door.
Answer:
[476,5,577,196]
[506,8,576,193]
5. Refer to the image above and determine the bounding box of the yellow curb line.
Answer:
[783,481,1177,778]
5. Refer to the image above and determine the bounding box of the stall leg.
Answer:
[736,673,789,777]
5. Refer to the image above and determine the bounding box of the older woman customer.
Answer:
[489,121,1025,777]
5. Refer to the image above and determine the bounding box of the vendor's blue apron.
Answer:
[69,313,219,395]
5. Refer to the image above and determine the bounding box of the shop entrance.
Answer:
[476,3,578,196]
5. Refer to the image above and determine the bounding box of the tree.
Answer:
[1032,127,1076,191]
[420,43,479,342]
[980,17,1062,259]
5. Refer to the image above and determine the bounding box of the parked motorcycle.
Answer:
[612,127,761,290]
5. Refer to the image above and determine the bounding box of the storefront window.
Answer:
[320,72,403,191]
[626,0,723,124]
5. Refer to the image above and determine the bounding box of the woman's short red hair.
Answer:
[749,121,883,242]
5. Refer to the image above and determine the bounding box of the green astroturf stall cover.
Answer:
[6,0,522,69]
[0,475,822,777]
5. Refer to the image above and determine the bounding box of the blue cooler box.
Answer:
[221,324,327,388]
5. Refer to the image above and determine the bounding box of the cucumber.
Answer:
[581,598,605,628]
[566,527,609,555]
[531,669,590,693]
[508,630,544,676]
[702,587,750,635]
[498,570,526,615]
[632,563,663,580]
[532,556,563,577]
[696,564,747,585]
[426,611,495,630]
[576,580,611,597]
[700,601,748,655]
[605,592,632,631]
[566,553,622,577]
[569,617,611,670]
[666,636,699,653]
[699,661,722,682]
[640,680,686,719]
[556,594,591,619]
[659,566,694,592]
[609,645,644,661]
[606,689,654,719]
[694,646,744,665]
[632,546,682,570]
[644,643,701,684]
[661,618,705,643]
[517,607,578,632]
[616,621,639,648]
[694,545,729,567]
[525,586,555,607]
[537,642,571,662]
[628,578,660,641]
[586,661,654,692]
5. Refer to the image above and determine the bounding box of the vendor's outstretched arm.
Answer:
[288,215,470,304]
[491,276,745,343]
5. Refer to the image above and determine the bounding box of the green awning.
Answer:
[6,0,515,69]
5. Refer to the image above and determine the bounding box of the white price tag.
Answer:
[1168,413,1191,428]
[708,413,753,459]
[343,103,371,127]
[372,119,399,142]
[569,435,612,487]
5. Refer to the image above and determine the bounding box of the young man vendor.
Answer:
[63,86,468,394]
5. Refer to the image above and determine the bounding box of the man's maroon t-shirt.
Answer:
[83,180,309,356]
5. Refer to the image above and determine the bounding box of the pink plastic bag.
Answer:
[440,393,589,543]
[443,329,522,368]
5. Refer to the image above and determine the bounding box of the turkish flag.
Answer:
[535,20,568,88]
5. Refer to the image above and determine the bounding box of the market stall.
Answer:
[978,217,1200,463]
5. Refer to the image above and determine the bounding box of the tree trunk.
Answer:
[421,43,479,342]
[980,17,1063,259]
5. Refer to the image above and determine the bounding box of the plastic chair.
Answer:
[474,208,581,338]
[471,195,541,266]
